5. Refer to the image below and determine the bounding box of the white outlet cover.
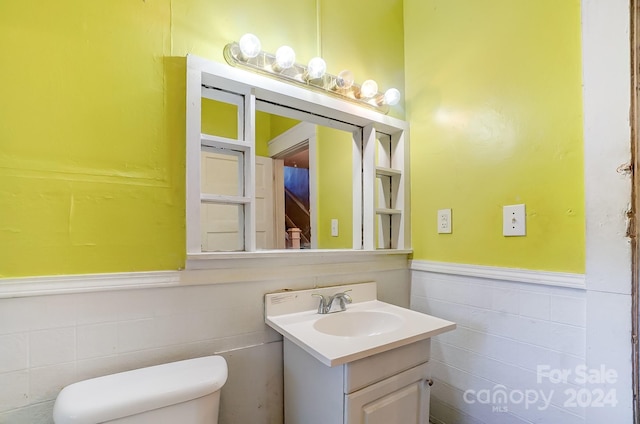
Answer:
[437,209,452,234]
[503,204,526,236]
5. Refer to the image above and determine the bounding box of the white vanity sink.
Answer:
[313,310,405,337]
[265,282,456,366]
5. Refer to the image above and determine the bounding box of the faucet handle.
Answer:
[332,290,353,311]
[312,293,328,314]
[335,289,353,302]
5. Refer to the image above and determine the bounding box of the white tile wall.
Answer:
[0,334,28,374]
[412,269,590,424]
[29,363,76,405]
[29,328,76,368]
[0,370,29,412]
[76,323,118,360]
[0,264,409,424]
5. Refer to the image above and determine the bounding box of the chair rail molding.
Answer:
[410,259,586,290]
[0,271,181,299]
[0,251,411,298]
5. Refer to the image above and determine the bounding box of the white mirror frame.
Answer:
[185,54,410,261]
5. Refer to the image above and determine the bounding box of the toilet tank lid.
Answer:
[53,355,228,424]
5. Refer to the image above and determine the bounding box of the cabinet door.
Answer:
[345,362,430,424]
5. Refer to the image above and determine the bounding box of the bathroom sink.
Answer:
[313,310,404,337]
[264,282,456,366]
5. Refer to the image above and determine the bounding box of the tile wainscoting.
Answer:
[411,260,632,424]
[0,253,409,424]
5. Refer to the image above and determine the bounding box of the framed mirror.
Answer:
[186,55,410,258]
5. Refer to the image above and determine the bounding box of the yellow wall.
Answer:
[202,98,238,140]
[405,0,585,272]
[201,100,295,157]
[268,115,299,143]
[0,0,583,277]
[0,1,183,277]
[319,0,405,120]
[0,0,404,277]
[316,127,353,248]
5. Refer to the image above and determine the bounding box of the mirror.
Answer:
[200,97,354,251]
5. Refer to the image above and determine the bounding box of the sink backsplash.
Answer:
[265,282,377,317]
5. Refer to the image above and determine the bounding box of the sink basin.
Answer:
[265,282,457,366]
[313,310,405,337]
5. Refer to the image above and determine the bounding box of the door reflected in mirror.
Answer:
[283,154,310,249]
[200,98,353,251]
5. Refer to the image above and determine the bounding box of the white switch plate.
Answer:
[503,204,526,236]
[437,209,452,234]
[331,219,339,237]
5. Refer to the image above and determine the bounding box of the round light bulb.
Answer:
[238,33,261,59]
[275,46,296,70]
[360,79,378,98]
[336,70,354,89]
[307,57,327,79]
[384,88,401,106]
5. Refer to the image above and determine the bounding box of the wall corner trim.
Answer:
[410,260,586,290]
[0,271,181,299]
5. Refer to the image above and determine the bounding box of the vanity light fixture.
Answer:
[238,33,261,59]
[223,33,401,114]
[383,88,401,106]
[306,57,327,80]
[274,46,296,71]
[335,69,354,90]
[358,79,379,99]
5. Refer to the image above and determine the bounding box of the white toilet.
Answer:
[53,355,228,424]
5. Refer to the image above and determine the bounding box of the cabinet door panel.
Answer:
[345,362,430,424]
[361,381,423,423]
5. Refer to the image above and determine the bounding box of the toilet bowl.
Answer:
[53,355,227,424]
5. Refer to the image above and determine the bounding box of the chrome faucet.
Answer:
[312,290,353,314]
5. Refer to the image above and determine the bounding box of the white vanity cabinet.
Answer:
[284,338,432,424]
[265,283,455,424]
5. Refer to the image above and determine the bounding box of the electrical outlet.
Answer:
[503,204,526,236]
[437,209,452,234]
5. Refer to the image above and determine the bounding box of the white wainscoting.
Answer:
[411,260,590,424]
[0,253,409,424]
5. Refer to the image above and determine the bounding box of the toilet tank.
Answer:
[53,355,228,424]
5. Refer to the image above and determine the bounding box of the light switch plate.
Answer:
[437,209,452,234]
[331,219,338,237]
[503,204,526,236]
